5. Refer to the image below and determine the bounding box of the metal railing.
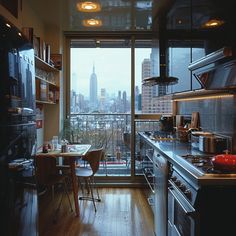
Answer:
[64,113,160,176]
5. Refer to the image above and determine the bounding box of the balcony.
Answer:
[64,113,159,176]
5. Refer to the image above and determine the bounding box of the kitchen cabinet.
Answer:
[164,0,236,94]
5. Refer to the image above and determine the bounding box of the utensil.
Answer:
[191,112,199,129]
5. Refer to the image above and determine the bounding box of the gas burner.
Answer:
[181,154,214,171]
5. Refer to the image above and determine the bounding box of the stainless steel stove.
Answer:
[168,154,236,236]
[181,154,218,174]
[139,132,236,236]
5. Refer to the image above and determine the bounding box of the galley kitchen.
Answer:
[0,0,236,236]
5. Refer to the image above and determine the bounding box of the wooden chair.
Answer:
[35,156,73,222]
[75,148,103,212]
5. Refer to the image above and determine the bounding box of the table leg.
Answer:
[69,158,79,216]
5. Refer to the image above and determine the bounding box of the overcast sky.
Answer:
[70,48,151,98]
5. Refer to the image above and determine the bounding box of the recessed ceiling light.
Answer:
[77,1,101,12]
[5,23,11,28]
[82,18,102,27]
[203,19,225,28]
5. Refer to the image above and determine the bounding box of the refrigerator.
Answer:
[0,15,38,235]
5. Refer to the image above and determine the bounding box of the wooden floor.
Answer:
[39,187,155,236]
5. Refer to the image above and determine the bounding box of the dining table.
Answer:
[36,144,91,216]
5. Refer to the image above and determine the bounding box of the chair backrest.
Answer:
[35,156,58,185]
[83,148,103,175]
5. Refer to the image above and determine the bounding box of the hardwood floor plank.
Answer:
[39,188,154,236]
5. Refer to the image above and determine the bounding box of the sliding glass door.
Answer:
[70,39,132,176]
[68,38,158,179]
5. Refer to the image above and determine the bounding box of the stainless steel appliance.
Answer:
[168,154,236,236]
[0,16,37,235]
[188,47,236,90]
[198,135,227,154]
[140,138,155,206]
[154,149,168,236]
[140,131,236,236]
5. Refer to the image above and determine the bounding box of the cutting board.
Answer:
[175,115,183,127]
[191,112,199,129]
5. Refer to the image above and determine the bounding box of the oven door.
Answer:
[168,184,196,236]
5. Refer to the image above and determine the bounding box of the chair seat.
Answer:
[75,167,93,178]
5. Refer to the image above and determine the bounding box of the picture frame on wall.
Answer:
[0,0,19,18]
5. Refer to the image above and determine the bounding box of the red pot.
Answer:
[212,154,236,172]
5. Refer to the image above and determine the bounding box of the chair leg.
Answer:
[78,177,102,212]
[63,180,73,212]
[88,178,97,212]
[77,177,84,195]
[53,184,64,223]
[91,176,101,202]
[85,178,90,194]
[52,182,73,223]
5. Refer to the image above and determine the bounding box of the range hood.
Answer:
[143,17,178,87]
[188,47,236,90]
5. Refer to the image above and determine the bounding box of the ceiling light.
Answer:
[202,19,225,28]
[5,23,11,28]
[82,18,102,27]
[77,1,101,12]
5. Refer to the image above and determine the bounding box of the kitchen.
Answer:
[0,0,236,236]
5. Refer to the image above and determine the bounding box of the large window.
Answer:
[70,39,132,177]
[69,39,162,178]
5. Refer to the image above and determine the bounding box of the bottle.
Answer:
[52,136,58,150]
[61,139,69,153]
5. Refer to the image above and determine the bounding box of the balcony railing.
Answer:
[65,113,160,176]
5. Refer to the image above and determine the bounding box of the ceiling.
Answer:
[26,0,155,32]
[25,0,236,40]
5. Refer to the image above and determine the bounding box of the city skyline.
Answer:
[70,47,152,97]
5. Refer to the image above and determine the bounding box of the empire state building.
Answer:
[89,65,98,111]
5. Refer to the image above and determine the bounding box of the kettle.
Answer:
[159,116,174,132]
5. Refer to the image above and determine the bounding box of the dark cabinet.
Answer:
[164,0,236,93]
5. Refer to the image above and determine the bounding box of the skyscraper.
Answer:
[89,65,98,111]
[141,58,152,113]
[141,48,172,114]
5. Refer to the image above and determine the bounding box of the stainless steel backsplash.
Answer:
[177,95,236,153]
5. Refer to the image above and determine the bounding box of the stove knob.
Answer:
[184,190,192,200]
[179,184,186,191]
[170,176,177,181]
[175,180,181,186]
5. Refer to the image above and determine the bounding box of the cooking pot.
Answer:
[199,135,227,154]
[212,154,236,172]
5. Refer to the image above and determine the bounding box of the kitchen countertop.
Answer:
[139,132,236,186]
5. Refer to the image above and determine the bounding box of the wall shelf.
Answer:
[36,100,56,105]
[172,89,235,101]
[35,56,59,72]
[35,75,58,87]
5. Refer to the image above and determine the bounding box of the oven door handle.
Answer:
[169,187,195,217]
